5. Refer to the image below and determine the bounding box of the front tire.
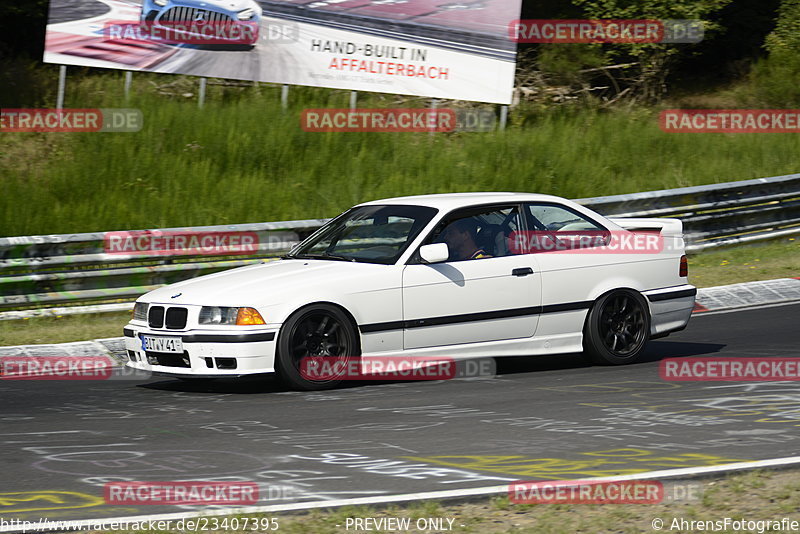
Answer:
[276,304,359,390]
[583,289,650,365]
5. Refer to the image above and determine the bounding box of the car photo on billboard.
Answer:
[140,0,262,48]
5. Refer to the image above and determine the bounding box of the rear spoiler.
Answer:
[607,217,684,236]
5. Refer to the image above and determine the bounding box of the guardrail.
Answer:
[2,173,798,317]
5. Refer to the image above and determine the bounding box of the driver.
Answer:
[440,218,492,261]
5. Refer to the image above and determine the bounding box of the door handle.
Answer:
[512,267,534,277]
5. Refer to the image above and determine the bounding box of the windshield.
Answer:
[285,204,438,264]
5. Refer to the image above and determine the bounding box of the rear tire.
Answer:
[583,289,650,365]
[276,304,359,390]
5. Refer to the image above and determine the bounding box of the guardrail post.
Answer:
[429,98,438,136]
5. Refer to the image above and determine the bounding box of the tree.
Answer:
[749,0,800,105]
[0,0,50,57]
[570,0,733,102]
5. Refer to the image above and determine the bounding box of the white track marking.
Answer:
[2,456,800,533]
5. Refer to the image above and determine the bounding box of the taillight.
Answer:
[679,255,688,277]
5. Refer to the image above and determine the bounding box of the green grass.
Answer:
[0,311,131,346]
[2,68,800,236]
[688,236,800,287]
[62,468,800,534]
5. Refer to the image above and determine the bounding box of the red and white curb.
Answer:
[693,277,800,313]
[0,338,125,366]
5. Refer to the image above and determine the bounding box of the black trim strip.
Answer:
[647,288,697,302]
[181,333,276,343]
[123,328,135,338]
[359,301,592,333]
[406,306,542,329]
[541,301,593,314]
[360,321,405,334]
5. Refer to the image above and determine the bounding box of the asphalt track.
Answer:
[1,303,799,523]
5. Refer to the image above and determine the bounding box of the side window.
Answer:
[520,203,609,253]
[429,206,522,261]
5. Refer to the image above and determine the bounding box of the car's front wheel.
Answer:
[276,304,359,390]
[583,289,650,365]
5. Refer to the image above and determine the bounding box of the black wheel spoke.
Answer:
[596,293,647,357]
[325,322,340,337]
[316,316,329,334]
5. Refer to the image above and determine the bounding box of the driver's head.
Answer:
[441,218,479,248]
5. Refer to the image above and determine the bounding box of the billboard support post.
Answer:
[429,98,438,136]
[281,84,289,109]
[56,65,67,109]
[350,91,357,109]
[124,71,133,101]
[198,77,207,108]
[499,105,508,130]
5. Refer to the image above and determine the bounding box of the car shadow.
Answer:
[494,340,726,376]
[137,374,372,394]
[137,374,287,394]
[136,341,726,393]
[640,340,727,362]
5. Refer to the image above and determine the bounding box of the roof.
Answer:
[357,192,568,211]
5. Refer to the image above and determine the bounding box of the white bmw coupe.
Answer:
[124,193,696,389]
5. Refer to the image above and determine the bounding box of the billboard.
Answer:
[43,0,522,104]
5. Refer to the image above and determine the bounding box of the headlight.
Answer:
[154,0,168,6]
[237,8,255,20]
[199,306,265,325]
[133,302,149,322]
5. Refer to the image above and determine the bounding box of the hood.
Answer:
[141,259,394,307]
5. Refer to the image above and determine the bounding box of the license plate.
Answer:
[141,335,183,354]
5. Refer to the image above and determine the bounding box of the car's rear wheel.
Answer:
[583,289,650,365]
[276,304,359,390]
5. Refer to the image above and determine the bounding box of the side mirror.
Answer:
[419,243,449,264]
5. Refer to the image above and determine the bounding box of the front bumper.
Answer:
[123,324,279,377]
